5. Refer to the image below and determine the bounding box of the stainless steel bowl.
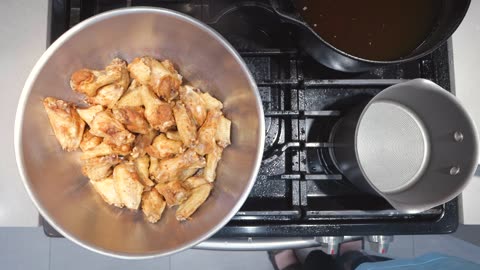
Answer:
[14,8,264,259]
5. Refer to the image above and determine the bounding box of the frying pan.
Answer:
[270,0,471,72]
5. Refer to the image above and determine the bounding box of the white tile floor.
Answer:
[1,227,480,269]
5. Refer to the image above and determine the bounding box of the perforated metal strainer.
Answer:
[331,79,478,213]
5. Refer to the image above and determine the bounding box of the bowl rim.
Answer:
[14,6,265,259]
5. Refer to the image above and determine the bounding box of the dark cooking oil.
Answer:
[295,0,440,61]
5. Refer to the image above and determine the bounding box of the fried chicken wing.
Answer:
[90,176,124,208]
[81,154,122,181]
[201,92,223,111]
[141,86,176,132]
[176,184,212,221]
[166,131,182,141]
[81,142,130,160]
[131,128,158,159]
[216,114,231,148]
[146,134,184,159]
[180,85,207,126]
[134,155,155,188]
[70,58,127,97]
[203,144,223,182]
[77,105,104,127]
[116,80,144,108]
[90,110,135,147]
[43,97,86,152]
[113,163,144,210]
[150,149,206,183]
[194,110,222,156]
[173,102,197,147]
[183,176,209,189]
[112,107,149,134]
[128,56,182,101]
[155,180,190,207]
[80,129,103,152]
[85,84,124,109]
[141,189,166,223]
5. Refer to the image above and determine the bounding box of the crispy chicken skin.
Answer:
[146,133,184,159]
[70,58,127,97]
[131,128,157,159]
[90,176,124,208]
[155,180,190,207]
[113,162,144,210]
[203,144,223,182]
[43,97,85,151]
[116,80,144,108]
[141,189,166,223]
[141,86,176,132]
[173,102,197,147]
[81,154,122,181]
[81,142,130,160]
[128,56,182,101]
[80,129,103,152]
[194,110,222,156]
[200,92,223,111]
[150,149,206,183]
[182,176,209,189]
[179,85,207,126]
[112,107,149,134]
[85,84,124,109]
[90,110,135,147]
[77,105,104,127]
[166,131,182,141]
[134,155,155,188]
[176,184,212,221]
[216,115,231,148]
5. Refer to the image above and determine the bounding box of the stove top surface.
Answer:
[43,0,458,238]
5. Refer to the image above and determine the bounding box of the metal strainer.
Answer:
[331,79,478,213]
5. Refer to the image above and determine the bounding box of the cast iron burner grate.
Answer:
[43,0,458,237]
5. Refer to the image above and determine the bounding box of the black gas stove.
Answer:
[43,0,458,238]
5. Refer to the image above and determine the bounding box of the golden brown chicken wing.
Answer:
[81,154,122,181]
[203,144,223,182]
[150,149,206,183]
[173,102,197,147]
[116,80,144,108]
[89,110,135,147]
[176,184,212,221]
[85,84,124,109]
[81,141,130,160]
[146,134,184,159]
[141,86,176,132]
[112,107,149,134]
[141,189,166,223]
[216,114,231,148]
[201,92,223,111]
[134,155,155,188]
[166,131,182,141]
[70,58,127,97]
[194,110,222,156]
[182,176,209,189]
[113,162,144,210]
[77,105,104,127]
[155,180,190,207]
[128,56,182,101]
[131,128,158,159]
[179,85,207,126]
[43,97,86,152]
[80,129,103,152]
[90,176,124,208]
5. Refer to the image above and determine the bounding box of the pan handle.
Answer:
[269,0,308,27]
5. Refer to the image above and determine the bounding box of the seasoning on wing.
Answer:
[70,58,126,97]
[150,149,206,183]
[81,154,122,181]
[194,110,222,156]
[77,105,104,127]
[90,176,124,208]
[113,162,144,210]
[43,97,85,152]
[141,189,166,223]
[116,80,145,108]
[146,133,184,159]
[128,56,182,101]
[79,129,103,152]
[155,180,190,207]
[134,155,155,188]
[89,110,135,147]
[173,102,197,147]
[176,184,212,221]
[112,106,149,134]
[179,85,207,126]
[203,144,223,182]
[141,86,176,132]
[131,128,157,159]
